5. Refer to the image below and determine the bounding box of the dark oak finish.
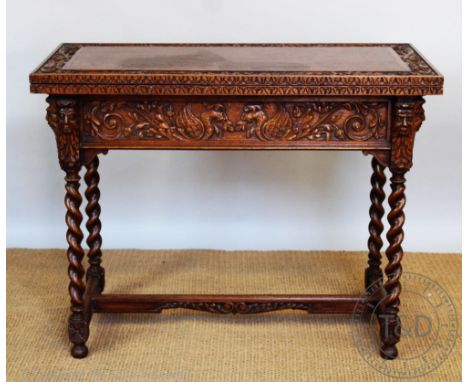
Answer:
[30,43,442,359]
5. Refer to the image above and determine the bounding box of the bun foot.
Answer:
[71,344,88,359]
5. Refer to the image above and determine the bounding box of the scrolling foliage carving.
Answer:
[83,101,388,144]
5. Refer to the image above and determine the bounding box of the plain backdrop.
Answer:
[6,0,461,252]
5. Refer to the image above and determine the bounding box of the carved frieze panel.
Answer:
[82,100,389,148]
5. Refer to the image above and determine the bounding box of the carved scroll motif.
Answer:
[83,101,389,143]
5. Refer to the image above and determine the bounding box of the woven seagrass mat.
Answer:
[6,249,461,381]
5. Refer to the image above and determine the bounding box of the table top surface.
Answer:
[30,43,443,96]
[64,46,410,72]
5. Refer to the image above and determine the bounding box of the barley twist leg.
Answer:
[380,172,406,360]
[365,157,386,290]
[65,170,89,359]
[85,156,105,293]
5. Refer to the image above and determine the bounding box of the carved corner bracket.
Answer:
[390,97,425,173]
[363,97,425,170]
[46,96,81,171]
[81,149,108,167]
[362,150,390,168]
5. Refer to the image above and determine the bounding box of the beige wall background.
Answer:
[6,0,461,252]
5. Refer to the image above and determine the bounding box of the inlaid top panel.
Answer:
[63,46,410,72]
[30,43,443,96]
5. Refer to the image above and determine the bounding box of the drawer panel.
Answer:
[81,99,390,150]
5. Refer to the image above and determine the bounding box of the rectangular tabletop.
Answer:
[63,46,410,72]
[30,43,442,96]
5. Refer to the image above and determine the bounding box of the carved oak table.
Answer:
[30,44,443,359]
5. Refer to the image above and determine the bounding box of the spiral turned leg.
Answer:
[85,156,105,294]
[379,171,406,360]
[365,158,386,290]
[64,170,89,359]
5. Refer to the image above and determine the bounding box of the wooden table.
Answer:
[30,43,443,359]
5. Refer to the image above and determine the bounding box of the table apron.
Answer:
[79,98,391,150]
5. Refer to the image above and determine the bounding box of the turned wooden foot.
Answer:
[365,157,386,291]
[379,171,406,360]
[64,170,90,358]
[71,344,88,359]
[85,156,105,293]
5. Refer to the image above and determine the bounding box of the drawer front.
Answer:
[81,99,390,149]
